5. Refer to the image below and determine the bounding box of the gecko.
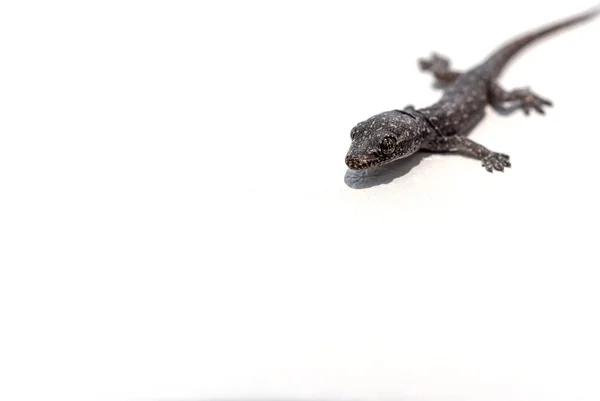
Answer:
[344,6,599,172]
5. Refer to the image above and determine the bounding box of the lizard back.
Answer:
[418,6,600,137]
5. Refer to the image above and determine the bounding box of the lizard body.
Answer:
[345,7,599,172]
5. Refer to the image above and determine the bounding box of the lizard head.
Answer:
[345,110,427,170]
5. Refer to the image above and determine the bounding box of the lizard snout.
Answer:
[345,155,369,170]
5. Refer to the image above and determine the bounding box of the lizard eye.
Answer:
[380,136,396,155]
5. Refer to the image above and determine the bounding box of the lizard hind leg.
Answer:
[418,52,461,85]
[489,83,553,115]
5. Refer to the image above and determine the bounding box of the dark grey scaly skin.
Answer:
[345,7,599,172]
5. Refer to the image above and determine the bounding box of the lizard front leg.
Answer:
[418,52,460,85]
[423,135,511,172]
[489,83,553,115]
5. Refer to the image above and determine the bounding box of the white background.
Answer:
[1,1,599,401]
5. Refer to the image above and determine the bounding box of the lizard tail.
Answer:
[485,5,600,78]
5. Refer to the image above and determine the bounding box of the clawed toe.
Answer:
[482,153,511,172]
[418,52,449,71]
[520,90,553,116]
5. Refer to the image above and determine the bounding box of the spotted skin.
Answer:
[345,7,599,173]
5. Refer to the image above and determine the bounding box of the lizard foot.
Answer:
[418,52,450,71]
[515,88,553,115]
[482,152,511,172]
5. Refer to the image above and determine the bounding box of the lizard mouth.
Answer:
[345,155,391,170]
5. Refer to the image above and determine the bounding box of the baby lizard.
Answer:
[345,6,599,172]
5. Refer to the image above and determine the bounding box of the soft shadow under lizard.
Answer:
[345,6,599,173]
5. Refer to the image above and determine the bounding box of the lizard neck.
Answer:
[401,106,440,142]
